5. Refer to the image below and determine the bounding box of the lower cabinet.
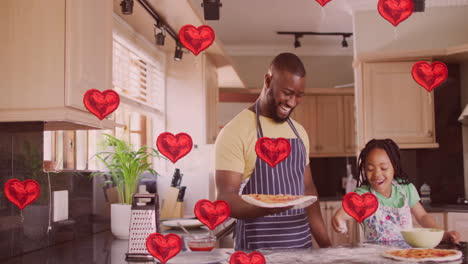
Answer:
[446,212,468,242]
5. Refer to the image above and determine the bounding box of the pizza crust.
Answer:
[381,249,462,262]
[241,194,317,209]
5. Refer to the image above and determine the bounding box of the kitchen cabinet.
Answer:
[446,213,468,242]
[290,89,355,157]
[359,61,437,149]
[0,0,114,130]
[205,55,219,144]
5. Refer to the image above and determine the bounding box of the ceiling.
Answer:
[189,0,354,56]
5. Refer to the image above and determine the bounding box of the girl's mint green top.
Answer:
[354,183,420,208]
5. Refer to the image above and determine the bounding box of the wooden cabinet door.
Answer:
[446,213,468,242]
[65,0,113,110]
[291,96,317,153]
[315,96,345,155]
[344,95,356,154]
[363,62,436,147]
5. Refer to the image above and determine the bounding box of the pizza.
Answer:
[382,248,462,262]
[241,194,317,209]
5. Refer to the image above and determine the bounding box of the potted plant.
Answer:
[92,134,161,239]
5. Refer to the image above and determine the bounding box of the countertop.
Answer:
[2,231,466,264]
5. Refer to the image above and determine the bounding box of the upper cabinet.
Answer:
[0,0,114,130]
[290,88,356,157]
[359,61,437,149]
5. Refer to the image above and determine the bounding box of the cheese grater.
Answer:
[125,193,160,262]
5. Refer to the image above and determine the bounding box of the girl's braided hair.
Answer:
[356,139,410,187]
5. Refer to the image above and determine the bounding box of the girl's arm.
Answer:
[411,202,461,243]
[331,207,353,233]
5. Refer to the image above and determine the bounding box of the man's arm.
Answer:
[216,170,288,219]
[304,164,332,247]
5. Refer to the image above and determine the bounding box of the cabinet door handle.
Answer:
[426,130,433,137]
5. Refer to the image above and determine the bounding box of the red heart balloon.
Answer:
[412,61,448,92]
[83,89,120,120]
[377,0,414,27]
[4,179,40,210]
[146,233,182,264]
[255,137,291,168]
[179,24,215,56]
[156,132,193,163]
[315,0,332,7]
[230,252,266,264]
[342,192,378,223]
[194,199,230,230]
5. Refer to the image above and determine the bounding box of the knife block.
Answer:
[160,186,181,219]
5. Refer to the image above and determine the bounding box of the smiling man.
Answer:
[215,53,331,250]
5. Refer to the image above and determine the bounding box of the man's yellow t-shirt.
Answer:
[215,109,310,181]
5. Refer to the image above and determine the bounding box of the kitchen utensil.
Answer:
[125,193,160,261]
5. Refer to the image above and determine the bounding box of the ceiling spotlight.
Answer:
[341,36,348,48]
[120,0,134,15]
[294,34,303,49]
[174,44,183,61]
[201,0,222,20]
[155,25,166,46]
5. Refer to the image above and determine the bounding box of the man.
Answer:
[215,53,331,250]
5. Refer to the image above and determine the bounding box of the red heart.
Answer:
[156,132,193,163]
[230,252,266,264]
[83,89,120,120]
[342,192,378,223]
[146,233,182,264]
[412,61,448,92]
[315,0,332,7]
[179,24,215,56]
[377,0,414,27]
[4,179,40,210]
[255,137,291,168]
[194,199,230,230]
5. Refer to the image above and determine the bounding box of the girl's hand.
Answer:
[443,231,461,244]
[332,211,348,234]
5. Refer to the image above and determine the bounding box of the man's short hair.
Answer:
[269,53,306,77]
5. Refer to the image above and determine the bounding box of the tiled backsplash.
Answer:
[0,122,109,261]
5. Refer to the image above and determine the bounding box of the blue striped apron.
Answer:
[234,102,312,250]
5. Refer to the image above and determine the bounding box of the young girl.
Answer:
[332,139,460,243]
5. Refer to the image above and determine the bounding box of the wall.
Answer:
[353,6,468,55]
[231,55,354,88]
[0,123,108,261]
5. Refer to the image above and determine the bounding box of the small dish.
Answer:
[186,235,216,252]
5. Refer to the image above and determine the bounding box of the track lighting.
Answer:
[278,31,353,49]
[120,0,134,15]
[201,0,222,20]
[174,45,183,61]
[294,34,303,49]
[155,22,166,46]
[341,36,348,48]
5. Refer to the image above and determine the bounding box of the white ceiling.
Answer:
[190,0,355,56]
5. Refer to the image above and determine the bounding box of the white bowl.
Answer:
[401,228,444,248]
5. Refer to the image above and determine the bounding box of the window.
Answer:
[43,15,166,172]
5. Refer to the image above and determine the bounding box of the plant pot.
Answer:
[111,203,131,239]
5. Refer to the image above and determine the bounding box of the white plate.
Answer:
[162,251,230,264]
[162,219,204,229]
[241,194,317,209]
